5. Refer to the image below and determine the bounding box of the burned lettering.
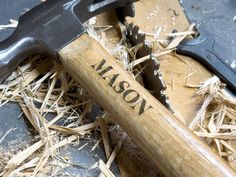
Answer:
[91,59,113,78]
[114,81,130,94]
[123,89,140,103]
[92,59,153,115]
[103,74,119,87]
[131,99,153,115]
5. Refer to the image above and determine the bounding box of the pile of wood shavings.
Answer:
[0,57,100,176]
[189,76,236,167]
[0,19,130,176]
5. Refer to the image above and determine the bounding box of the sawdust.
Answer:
[0,135,36,174]
[0,150,11,174]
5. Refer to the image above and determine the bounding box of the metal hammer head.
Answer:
[0,0,138,83]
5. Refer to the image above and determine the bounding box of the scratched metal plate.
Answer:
[180,0,236,62]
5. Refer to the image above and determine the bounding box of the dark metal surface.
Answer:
[180,0,236,93]
[0,0,137,84]
[116,4,135,23]
[0,0,40,41]
[177,27,236,92]
[180,0,236,57]
[0,0,40,150]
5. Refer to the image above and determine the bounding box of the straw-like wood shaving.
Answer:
[0,19,18,30]
[99,160,116,177]
[99,117,111,160]
[189,76,236,167]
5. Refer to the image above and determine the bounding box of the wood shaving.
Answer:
[191,76,236,167]
[0,128,16,144]
[126,23,196,70]
[0,19,18,30]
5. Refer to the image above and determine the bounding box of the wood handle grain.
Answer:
[58,33,236,177]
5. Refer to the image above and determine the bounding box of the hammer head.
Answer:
[17,0,137,52]
[0,0,138,83]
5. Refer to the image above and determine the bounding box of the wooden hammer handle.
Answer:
[58,33,236,177]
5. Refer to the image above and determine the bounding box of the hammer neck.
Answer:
[0,33,53,83]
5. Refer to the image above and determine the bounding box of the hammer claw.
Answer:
[0,0,137,84]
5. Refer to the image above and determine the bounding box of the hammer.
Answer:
[0,1,235,176]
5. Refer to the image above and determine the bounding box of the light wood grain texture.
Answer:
[58,33,236,177]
